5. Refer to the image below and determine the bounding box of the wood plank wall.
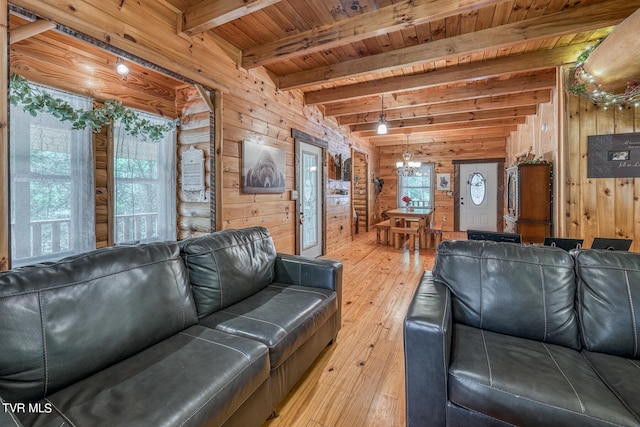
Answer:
[565,93,640,252]
[508,66,640,252]
[378,138,506,239]
[206,45,376,255]
[506,87,560,233]
[0,0,377,267]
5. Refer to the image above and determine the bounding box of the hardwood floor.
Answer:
[264,231,443,427]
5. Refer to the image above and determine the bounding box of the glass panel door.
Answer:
[298,142,322,257]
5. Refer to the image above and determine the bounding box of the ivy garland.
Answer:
[9,72,179,141]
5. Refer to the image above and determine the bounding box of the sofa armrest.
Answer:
[274,253,343,330]
[0,396,23,426]
[404,271,452,427]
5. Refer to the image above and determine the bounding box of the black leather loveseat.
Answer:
[404,240,640,426]
[0,226,341,426]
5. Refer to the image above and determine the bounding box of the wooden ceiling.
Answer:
[167,0,640,146]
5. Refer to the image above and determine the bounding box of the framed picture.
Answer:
[588,132,640,178]
[437,173,451,191]
[242,141,286,194]
[608,150,629,161]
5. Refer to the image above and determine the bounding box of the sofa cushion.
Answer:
[575,249,640,358]
[15,326,271,427]
[199,283,337,368]
[583,350,640,421]
[433,240,580,349]
[179,227,277,317]
[0,242,197,403]
[449,324,638,427]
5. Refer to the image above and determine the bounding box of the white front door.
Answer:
[459,163,498,231]
[298,142,323,257]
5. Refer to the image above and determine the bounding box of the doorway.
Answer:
[458,162,499,232]
[351,149,369,234]
[293,129,327,258]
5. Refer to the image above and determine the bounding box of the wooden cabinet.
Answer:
[504,163,552,243]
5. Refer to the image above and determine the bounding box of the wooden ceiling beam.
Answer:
[241,0,507,69]
[10,19,56,44]
[357,118,524,138]
[337,90,551,125]
[304,41,591,105]
[326,70,556,118]
[583,7,640,92]
[182,0,283,35]
[350,105,537,132]
[372,129,513,146]
[279,0,636,90]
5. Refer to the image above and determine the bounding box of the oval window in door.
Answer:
[470,172,486,205]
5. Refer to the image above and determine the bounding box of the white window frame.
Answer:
[397,163,435,208]
[113,112,176,245]
[9,84,95,267]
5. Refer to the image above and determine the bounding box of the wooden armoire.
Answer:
[504,163,552,243]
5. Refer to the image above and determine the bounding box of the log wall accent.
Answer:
[352,151,368,233]
[378,138,507,240]
[94,122,111,249]
[176,85,213,240]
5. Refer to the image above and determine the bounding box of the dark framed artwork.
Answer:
[588,132,640,178]
[242,140,286,193]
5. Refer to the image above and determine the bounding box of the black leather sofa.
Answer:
[404,240,640,427]
[0,226,341,426]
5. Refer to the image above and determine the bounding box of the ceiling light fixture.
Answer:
[115,58,130,78]
[376,95,388,135]
[395,135,421,177]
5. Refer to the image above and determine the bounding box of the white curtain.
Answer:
[9,84,95,267]
[397,163,435,208]
[113,112,176,244]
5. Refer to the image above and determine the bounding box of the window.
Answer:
[113,112,176,244]
[10,84,95,267]
[470,172,486,205]
[397,164,434,208]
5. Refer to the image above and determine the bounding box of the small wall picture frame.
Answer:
[242,140,286,194]
[437,173,451,191]
[181,146,205,200]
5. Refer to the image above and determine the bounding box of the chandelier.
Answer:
[395,136,421,176]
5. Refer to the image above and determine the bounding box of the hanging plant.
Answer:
[9,72,179,141]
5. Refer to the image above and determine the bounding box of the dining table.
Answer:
[386,207,433,249]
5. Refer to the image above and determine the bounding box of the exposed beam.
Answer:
[182,0,283,35]
[279,0,635,90]
[350,106,537,132]
[305,42,591,105]
[372,129,514,146]
[327,70,556,119]
[377,137,507,149]
[10,19,56,44]
[241,0,507,69]
[337,90,552,125]
[194,84,214,112]
[358,118,524,138]
[584,7,640,93]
